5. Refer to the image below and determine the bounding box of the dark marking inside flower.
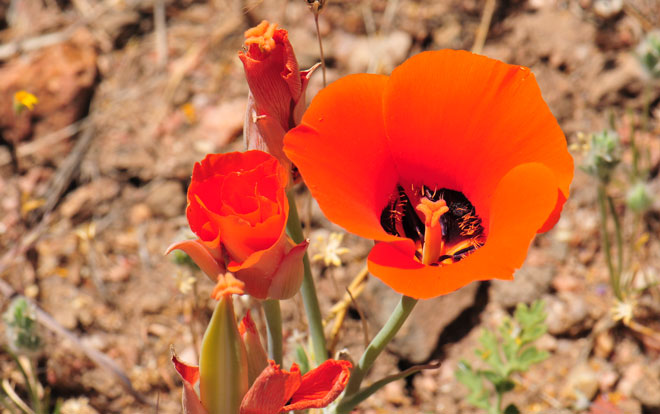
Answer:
[380,185,485,264]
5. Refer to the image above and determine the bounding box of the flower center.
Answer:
[380,185,485,266]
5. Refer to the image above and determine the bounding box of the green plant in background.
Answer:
[580,129,626,300]
[456,300,549,414]
[2,297,60,414]
[637,30,660,79]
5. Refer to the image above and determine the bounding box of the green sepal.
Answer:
[199,296,248,414]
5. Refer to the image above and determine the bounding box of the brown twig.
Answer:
[471,0,497,55]
[0,278,151,406]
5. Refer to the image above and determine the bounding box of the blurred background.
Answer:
[1,0,660,413]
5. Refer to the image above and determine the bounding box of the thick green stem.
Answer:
[262,299,283,365]
[597,184,621,300]
[336,295,418,414]
[286,189,327,365]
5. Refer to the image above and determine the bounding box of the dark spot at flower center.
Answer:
[380,184,485,265]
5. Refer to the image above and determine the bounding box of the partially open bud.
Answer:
[238,310,269,386]
[239,21,317,167]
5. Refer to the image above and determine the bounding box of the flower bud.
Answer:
[581,130,621,183]
[239,21,317,167]
[238,310,268,386]
[199,275,248,414]
[626,180,653,213]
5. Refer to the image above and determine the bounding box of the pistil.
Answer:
[415,198,449,265]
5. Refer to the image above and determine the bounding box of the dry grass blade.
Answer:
[471,0,497,55]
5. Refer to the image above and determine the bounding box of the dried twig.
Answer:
[0,278,152,406]
[154,0,168,68]
[471,0,497,55]
[307,0,327,86]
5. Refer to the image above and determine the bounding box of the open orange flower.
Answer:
[239,21,316,167]
[284,50,574,299]
[168,150,308,300]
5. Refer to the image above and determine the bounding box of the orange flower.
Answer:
[168,150,308,300]
[284,50,574,299]
[239,21,316,167]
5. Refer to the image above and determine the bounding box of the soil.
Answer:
[1,0,660,413]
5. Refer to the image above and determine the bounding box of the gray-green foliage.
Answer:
[638,30,660,79]
[580,130,621,184]
[456,300,549,414]
[3,297,42,354]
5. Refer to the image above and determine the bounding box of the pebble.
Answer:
[545,292,590,336]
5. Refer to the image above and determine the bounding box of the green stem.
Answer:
[286,189,327,365]
[336,295,418,414]
[262,299,283,365]
[597,183,621,300]
[496,391,503,414]
[607,195,624,283]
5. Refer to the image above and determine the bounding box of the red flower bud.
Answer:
[239,21,316,167]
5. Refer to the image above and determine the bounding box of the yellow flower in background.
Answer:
[14,90,39,113]
[312,232,350,267]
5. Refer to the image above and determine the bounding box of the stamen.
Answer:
[380,185,485,267]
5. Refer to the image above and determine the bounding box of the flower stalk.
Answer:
[597,183,622,300]
[336,295,418,413]
[262,299,283,365]
[286,189,327,365]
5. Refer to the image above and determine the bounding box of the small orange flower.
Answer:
[284,50,574,299]
[239,21,316,167]
[168,150,308,300]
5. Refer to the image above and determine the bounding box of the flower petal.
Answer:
[282,359,352,412]
[240,361,302,414]
[171,351,207,414]
[383,50,573,231]
[165,239,225,281]
[267,239,309,300]
[284,74,399,241]
[368,163,558,299]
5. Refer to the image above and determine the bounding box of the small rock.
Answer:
[129,203,152,225]
[552,273,584,292]
[144,180,185,218]
[617,363,644,397]
[561,362,599,402]
[594,329,615,358]
[491,262,554,308]
[60,397,100,414]
[361,278,479,363]
[545,292,590,336]
[632,370,660,408]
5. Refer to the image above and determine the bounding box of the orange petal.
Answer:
[284,74,400,242]
[228,234,289,299]
[239,310,269,386]
[368,163,558,299]
[283,359,352,411]
[165,239,224,281]
[172,351,207,414]
[240,361,302,414]
[383,50,573,230]
[267,239,309,299]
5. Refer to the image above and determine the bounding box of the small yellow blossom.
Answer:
[611,297,636,325]
[312,232,350,267]
[173,269,196,294]
[181,102,196,124]
[14,90,39,113]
